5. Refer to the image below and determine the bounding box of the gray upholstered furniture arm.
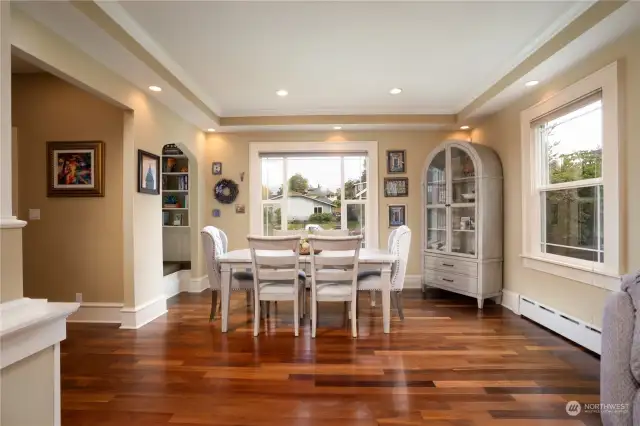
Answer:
[601,291,637,426]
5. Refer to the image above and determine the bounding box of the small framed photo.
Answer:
[388,205,407,227]
[212,162,222,175]
[47,141,105,197]
[235,204,246,214]
[212,209,221,217]
[138,150,160,195]
[173,213,184,226]
[384,177,409,197]
[387,150,406,174]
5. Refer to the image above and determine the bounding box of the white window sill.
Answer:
[520,254,621,292]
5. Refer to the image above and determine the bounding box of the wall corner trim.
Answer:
[188,275,209,293]
[403,275,422,289]
[67,302,123,324]
[119,295,167,329]
[0,217,27,229]
[501,289,521,315]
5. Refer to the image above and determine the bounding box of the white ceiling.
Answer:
[14,0,640,131]
[119,1,585,116]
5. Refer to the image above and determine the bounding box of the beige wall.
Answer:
[205,130,469,275]
[1,346,56,426]
[12,9,207,308]
[471,28,640,327]
[12,73,125,303]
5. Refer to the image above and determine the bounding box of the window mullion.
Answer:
[340,157,346,231]
[281,158,288,231]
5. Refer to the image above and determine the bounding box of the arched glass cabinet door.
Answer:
[425,149,447,252]
[450,146,477,256]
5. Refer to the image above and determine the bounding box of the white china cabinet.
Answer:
[421,140,503,308]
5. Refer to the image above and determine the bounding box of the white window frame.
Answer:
[520,62,622,291]
[249,141,379,248]
[313,206,323,215]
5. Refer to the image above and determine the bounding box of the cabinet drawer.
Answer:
[425,256,477,277]
[424,269,478,294]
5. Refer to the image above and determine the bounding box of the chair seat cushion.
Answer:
[316,283,352,297]
[357,270,381,280]
[233,270,306,281]
[259,282,297,295]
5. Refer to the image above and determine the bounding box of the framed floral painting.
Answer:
[47,141,104,197]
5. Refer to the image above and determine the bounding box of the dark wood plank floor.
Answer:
[61,289,602,425]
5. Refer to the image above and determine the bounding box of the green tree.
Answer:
[344,179,358,199]
[288,173,309,193]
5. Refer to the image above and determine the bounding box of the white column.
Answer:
[0,1,24,228]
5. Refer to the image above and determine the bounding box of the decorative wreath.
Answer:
[214,179,239,204]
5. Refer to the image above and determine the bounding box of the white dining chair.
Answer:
[308,235,362,338]
[358,226,411,320]
[201,226,254,322]
[247,235,306,337]
[314,229,349,237]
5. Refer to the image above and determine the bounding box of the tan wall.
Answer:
[12,73,125,303]
[471,28,640,327]
[0,228,23,302]
[12,10,207,308]
[1,346,56,426]
[205,130,469,275]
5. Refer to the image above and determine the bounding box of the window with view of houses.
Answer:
[260,154,369,245]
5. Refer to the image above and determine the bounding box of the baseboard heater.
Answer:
[518,296,601,355]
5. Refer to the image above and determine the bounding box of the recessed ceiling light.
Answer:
[207,128,216,132]
[333,126,342,130]
[525,80,539,87]
[276,89,288,97]
[460,125,470,130]
[149,85,162,92]
[389,88,403,95]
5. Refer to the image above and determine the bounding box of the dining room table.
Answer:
[217,248,398,334]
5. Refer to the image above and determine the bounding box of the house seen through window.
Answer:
[260,154,368,245]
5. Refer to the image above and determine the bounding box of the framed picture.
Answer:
[387,150,406,174]
[173,213,183,226]
[47,141,104,197]
[235,204,246,214]
[138,150,160,195]
[212,162,222,175]
[388,205,407,227]
[384,177,409,197]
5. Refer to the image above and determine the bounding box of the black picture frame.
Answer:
[387,150,406,174]
[138,150,160,195]
[212,162,222,175]
[388,205,407,227]
[384,177,409,197]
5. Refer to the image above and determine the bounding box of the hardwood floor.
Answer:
[61,289,602,425]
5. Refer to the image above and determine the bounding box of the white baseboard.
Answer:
[518,296,601,354]
[67,302,123,324]
[163,270,192,299]
[404,275,422,289]
[120,295,167,329]
[188,275,209,293]
[501,289,520,315]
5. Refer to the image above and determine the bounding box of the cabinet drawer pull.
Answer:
[442,263,454,267]
[442,278,454,282]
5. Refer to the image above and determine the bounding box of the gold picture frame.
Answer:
[47,141,105,197]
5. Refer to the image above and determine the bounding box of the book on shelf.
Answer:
[177,175,189,190]
[184,195,189,209]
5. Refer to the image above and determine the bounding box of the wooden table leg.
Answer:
[381,267,391,334]
[221,265,231,333]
